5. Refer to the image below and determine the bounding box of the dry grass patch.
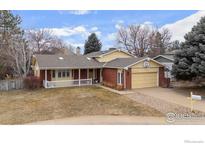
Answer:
[0,86,163,124]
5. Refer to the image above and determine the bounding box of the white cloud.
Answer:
[115,20,124,29]
[107,33,117,41]
[143,21,153,25]
[90,26,98,31]
[161,10,205,41]
[43,25,101,50]
[117,20,124,24]
[115,24,122,30]
[68,10,91,15]
[48,26,88,37]
[45,25,101,39]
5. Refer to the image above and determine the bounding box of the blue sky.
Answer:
[12,10,200,50]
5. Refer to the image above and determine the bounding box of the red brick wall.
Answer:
[159,67,170,87]
[125,68,131,89]
[102,68,117,89]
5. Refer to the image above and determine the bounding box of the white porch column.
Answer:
[78,69,81,86]
[45,69,47,88]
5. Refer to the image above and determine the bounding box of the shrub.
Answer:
[24,76,41,89]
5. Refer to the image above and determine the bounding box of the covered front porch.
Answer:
[42,68,102,88]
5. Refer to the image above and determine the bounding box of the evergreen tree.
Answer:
[172,16,205,80]
[0,11,30,78]
[172,47,196,80]
[84,33,102,55]
[0,10,22,45]
[190,17,205,78]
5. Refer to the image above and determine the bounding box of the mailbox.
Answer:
[191,94,202,101]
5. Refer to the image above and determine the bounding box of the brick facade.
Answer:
[102,68,117,89]
[159,67,170,87]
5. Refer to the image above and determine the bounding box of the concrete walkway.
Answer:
[28,115,205,125]
[97,85,134,95]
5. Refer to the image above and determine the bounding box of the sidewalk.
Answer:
[29,116,166,125]
[28,115,205,125]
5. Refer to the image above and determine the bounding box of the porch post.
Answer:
[45,69,47,88]
[78,69,81,86]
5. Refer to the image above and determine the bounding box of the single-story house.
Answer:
[153,53,174,78]
[32,48,166,90]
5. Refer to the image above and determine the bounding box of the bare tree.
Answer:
[26,29,74,55]
[117,24,152,57]
[159,28,172,52]
[117,24,172,57]
[6,35,32,77]
[26,29,54,53]
[117,26,130,51]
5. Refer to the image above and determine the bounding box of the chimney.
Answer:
[109,47,117,51]
[76,46,81,55]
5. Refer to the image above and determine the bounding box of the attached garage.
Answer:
[130,60,161,89]
[103,57,166,90]
[132,72,158,88]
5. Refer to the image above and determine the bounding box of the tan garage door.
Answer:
[132,72,158,89]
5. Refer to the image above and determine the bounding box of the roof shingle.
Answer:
[103,57,145,68]
[34,54,103,69]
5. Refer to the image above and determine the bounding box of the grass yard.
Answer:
[0,86,163,124]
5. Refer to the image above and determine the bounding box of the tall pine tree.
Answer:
[172,16,205,80]
[190,17,205,78]
[84,33,102,55]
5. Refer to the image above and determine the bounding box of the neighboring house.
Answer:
[32,48,166,90]
[153,53,174,78]
[85,48,134,62]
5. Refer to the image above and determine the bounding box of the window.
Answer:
[117,72,121,84]
[52,70,55,78]
[117,71,124,85]
[66,70,70,77]
[62,70,66,77]
[58,71,61,78]
[121,72,124,84]
[57,70,71,78]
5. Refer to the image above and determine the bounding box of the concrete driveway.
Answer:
[126,87,205,113]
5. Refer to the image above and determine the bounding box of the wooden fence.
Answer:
[0,79,24,91]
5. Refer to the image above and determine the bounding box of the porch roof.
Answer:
[34,54,103,69]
